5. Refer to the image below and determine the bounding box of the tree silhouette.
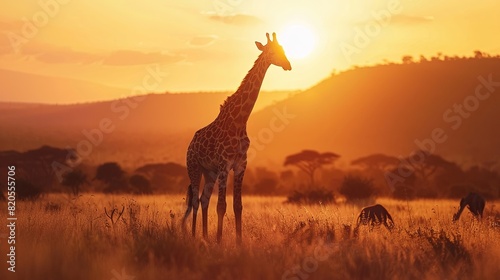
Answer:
[0,145,75,194]
[94,162,126,193]
[406,152,458,190]
[284,150,339,186]
[135,162,188,192]
[14,161,55,199]
[16,178,43,200]
[253,167,279,194]
[389,165,417,199]
[351,154,399,170]
[129,174,152,194]
[352,154,400,195]
[62,169,89,196]
[474,50,484,59]
[340,174,374,201]
[388,152,464,198]
[402,55,414,64]
[135,162,186,177]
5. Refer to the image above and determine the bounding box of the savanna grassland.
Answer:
[1,195,499,280]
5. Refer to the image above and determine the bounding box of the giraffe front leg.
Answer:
[234,166,245,245]
[216,171,229,243]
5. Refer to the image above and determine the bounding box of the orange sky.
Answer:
[1,0,499,103]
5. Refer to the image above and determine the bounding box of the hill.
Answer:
[0,69,130,104]
[0,86,296,165]
[1,56,499,169]
[247,57,500,168]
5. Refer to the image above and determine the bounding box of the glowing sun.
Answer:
[279,24,317,59]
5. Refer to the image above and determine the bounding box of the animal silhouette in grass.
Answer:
[183,33,291,243]
[355,204,395,231]
[453,192,485,221]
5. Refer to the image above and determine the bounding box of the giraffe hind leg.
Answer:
[200,172,216,239]
[187,166,202,237]
[182,184,193,223]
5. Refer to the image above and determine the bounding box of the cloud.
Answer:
[102,50,184,66]
[0,20,24,55]
[34,49,185,66]
[208,14,264,26]
[0,39,186,66]
[188,35,218,47]
[34,48,102,64]
[391,15,434,25]
[356,14,434,27]
[0,17,187,66]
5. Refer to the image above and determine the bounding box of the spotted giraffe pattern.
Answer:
[182,33,291,243]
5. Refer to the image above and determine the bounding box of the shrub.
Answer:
[16,178,43,200]
[340,175,374,201]
[286,187,335,204]
[393,184,416,200]
[129,174,153,194]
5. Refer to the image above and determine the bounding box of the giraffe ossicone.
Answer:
[182,32,292,243]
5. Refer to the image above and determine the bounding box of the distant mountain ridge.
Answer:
[0,69,130,104]
[1,57,499,169]
[247,57,500,168]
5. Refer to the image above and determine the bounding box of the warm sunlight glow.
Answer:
[279,24,317,59]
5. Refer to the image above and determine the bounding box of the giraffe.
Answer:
[182,32,291,243]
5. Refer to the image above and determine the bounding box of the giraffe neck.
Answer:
[218,53,271,127]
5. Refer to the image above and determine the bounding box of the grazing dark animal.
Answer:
[453,193,485,221]
[356,204,394,230]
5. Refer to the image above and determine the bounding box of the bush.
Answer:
[16,178,43,200]
[286,187,335,204]
[254,178,279,195]
[340,175,374,201]
[129,174,153,194]
[393,184,416,200]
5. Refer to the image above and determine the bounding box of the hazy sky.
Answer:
[0,0,499,102]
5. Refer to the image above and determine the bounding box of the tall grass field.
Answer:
[1,194,499,280]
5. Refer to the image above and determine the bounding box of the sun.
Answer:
[279,23,317,59]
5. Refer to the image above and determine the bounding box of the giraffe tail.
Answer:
[182,184,193,224]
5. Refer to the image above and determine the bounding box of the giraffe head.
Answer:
[255,32,292,71]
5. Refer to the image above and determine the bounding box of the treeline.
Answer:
[0,146,499,201]
[0,146,189,199]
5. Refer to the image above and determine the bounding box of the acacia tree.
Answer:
[284,150,340,187]
[129,174,152,194]
[385,151,463,198]
[351,154,399,171]
[135,162,188,192]
[408,153,459,184]
[340,174,375,201]
[62,169,89,196]
[94,162,127,193]
[351,154,400,195]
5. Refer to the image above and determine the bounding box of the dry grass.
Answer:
[0,194,499,280]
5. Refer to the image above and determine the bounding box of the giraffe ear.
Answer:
[255,41,264,51]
